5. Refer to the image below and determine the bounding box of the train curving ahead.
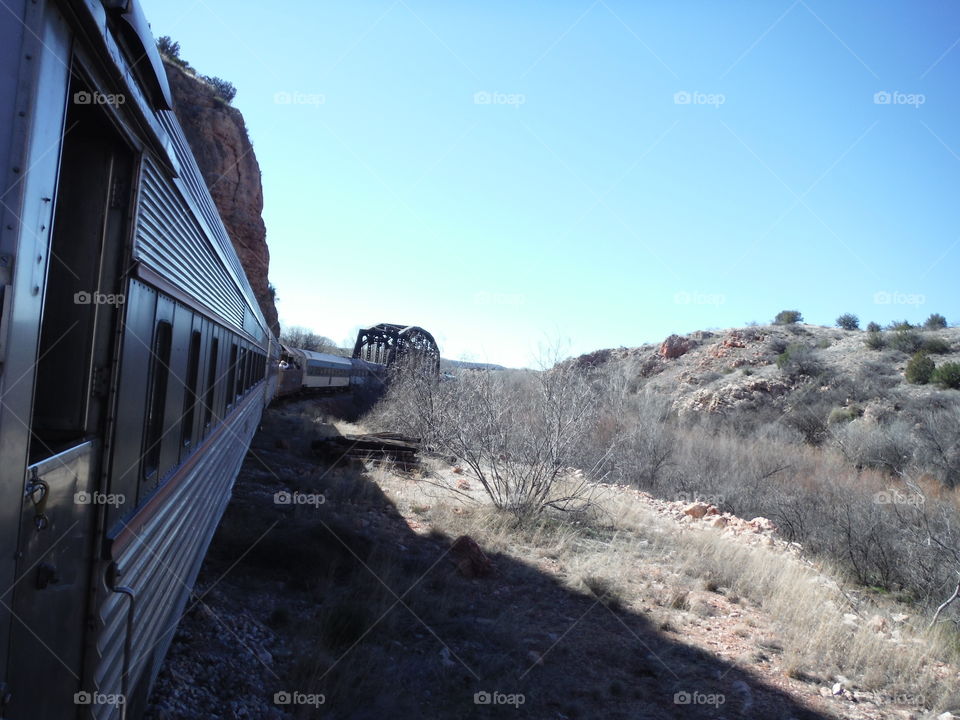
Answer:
[0,1,278,717]
[275,345,386,398]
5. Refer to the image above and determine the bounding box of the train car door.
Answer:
[5,58,133,718]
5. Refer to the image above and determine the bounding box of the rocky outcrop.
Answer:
[659,334,696,360]
[163,60,280,335]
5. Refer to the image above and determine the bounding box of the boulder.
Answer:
[683,502,710,519]
[659,334,696,360]
[450,535,493,579]
[749,517,776,533]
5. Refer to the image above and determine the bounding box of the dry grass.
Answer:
[371,462,960,714]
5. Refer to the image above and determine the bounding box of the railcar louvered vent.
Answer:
[136,156,246,329]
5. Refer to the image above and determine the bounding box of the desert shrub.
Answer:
[905,352,935,385]
[932,362,960,390]
[851,361,899,399]
[833,419,914,476]
[913,408,960,488]
[924,313,948,330]
[921,337,951,354]
[828,406,860,424]
[889,328,923,354]
[864,331,885,350]
[836,313,860,331]
[776,343,823,377]
[369,362,603,521]
[816,338,831,349]
[203,75,237,103]
[767,337,789,355]
[780,384,836,444]
[774,310,803,325]
[866,321,882,333]
[888,320,915,331]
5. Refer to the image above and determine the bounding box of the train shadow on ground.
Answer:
[146,401,834,720]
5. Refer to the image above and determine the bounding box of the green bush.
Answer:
[828,406,860,424]
[924,313,948,330]
[866,321,881,333]
[905,352,935,385]
[888,320,914,331]
[921,337,951,354]
[203,76,237,103]
[931,362,960,389]
[836,313,859,330]
[157,36,180,59]
[864,331,885,350]
[774,310,803,325]
[888,328,923,354]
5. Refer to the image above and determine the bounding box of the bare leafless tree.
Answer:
[369,362,611,522]
[280,325,338,354]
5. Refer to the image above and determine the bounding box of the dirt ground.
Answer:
[144,399,947,720]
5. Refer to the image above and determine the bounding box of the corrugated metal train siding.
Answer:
[157,112,261,317]
[136,156,246,330]
[92,398,261,719]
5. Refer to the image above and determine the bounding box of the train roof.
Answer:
[300,350,353,368]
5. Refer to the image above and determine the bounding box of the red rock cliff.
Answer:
[163,60,280,336]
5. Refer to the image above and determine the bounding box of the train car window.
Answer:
[28,88,133,463]
[226,343,238,409]
[143,321,173,480]
[181,330,201,449]
[204,337,219,431]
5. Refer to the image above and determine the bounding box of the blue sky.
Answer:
[147,1,960,367]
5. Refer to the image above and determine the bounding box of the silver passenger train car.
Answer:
[0,1,277,717]
[276,345,386,397]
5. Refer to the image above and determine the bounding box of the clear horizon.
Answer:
[147,1,960,368]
